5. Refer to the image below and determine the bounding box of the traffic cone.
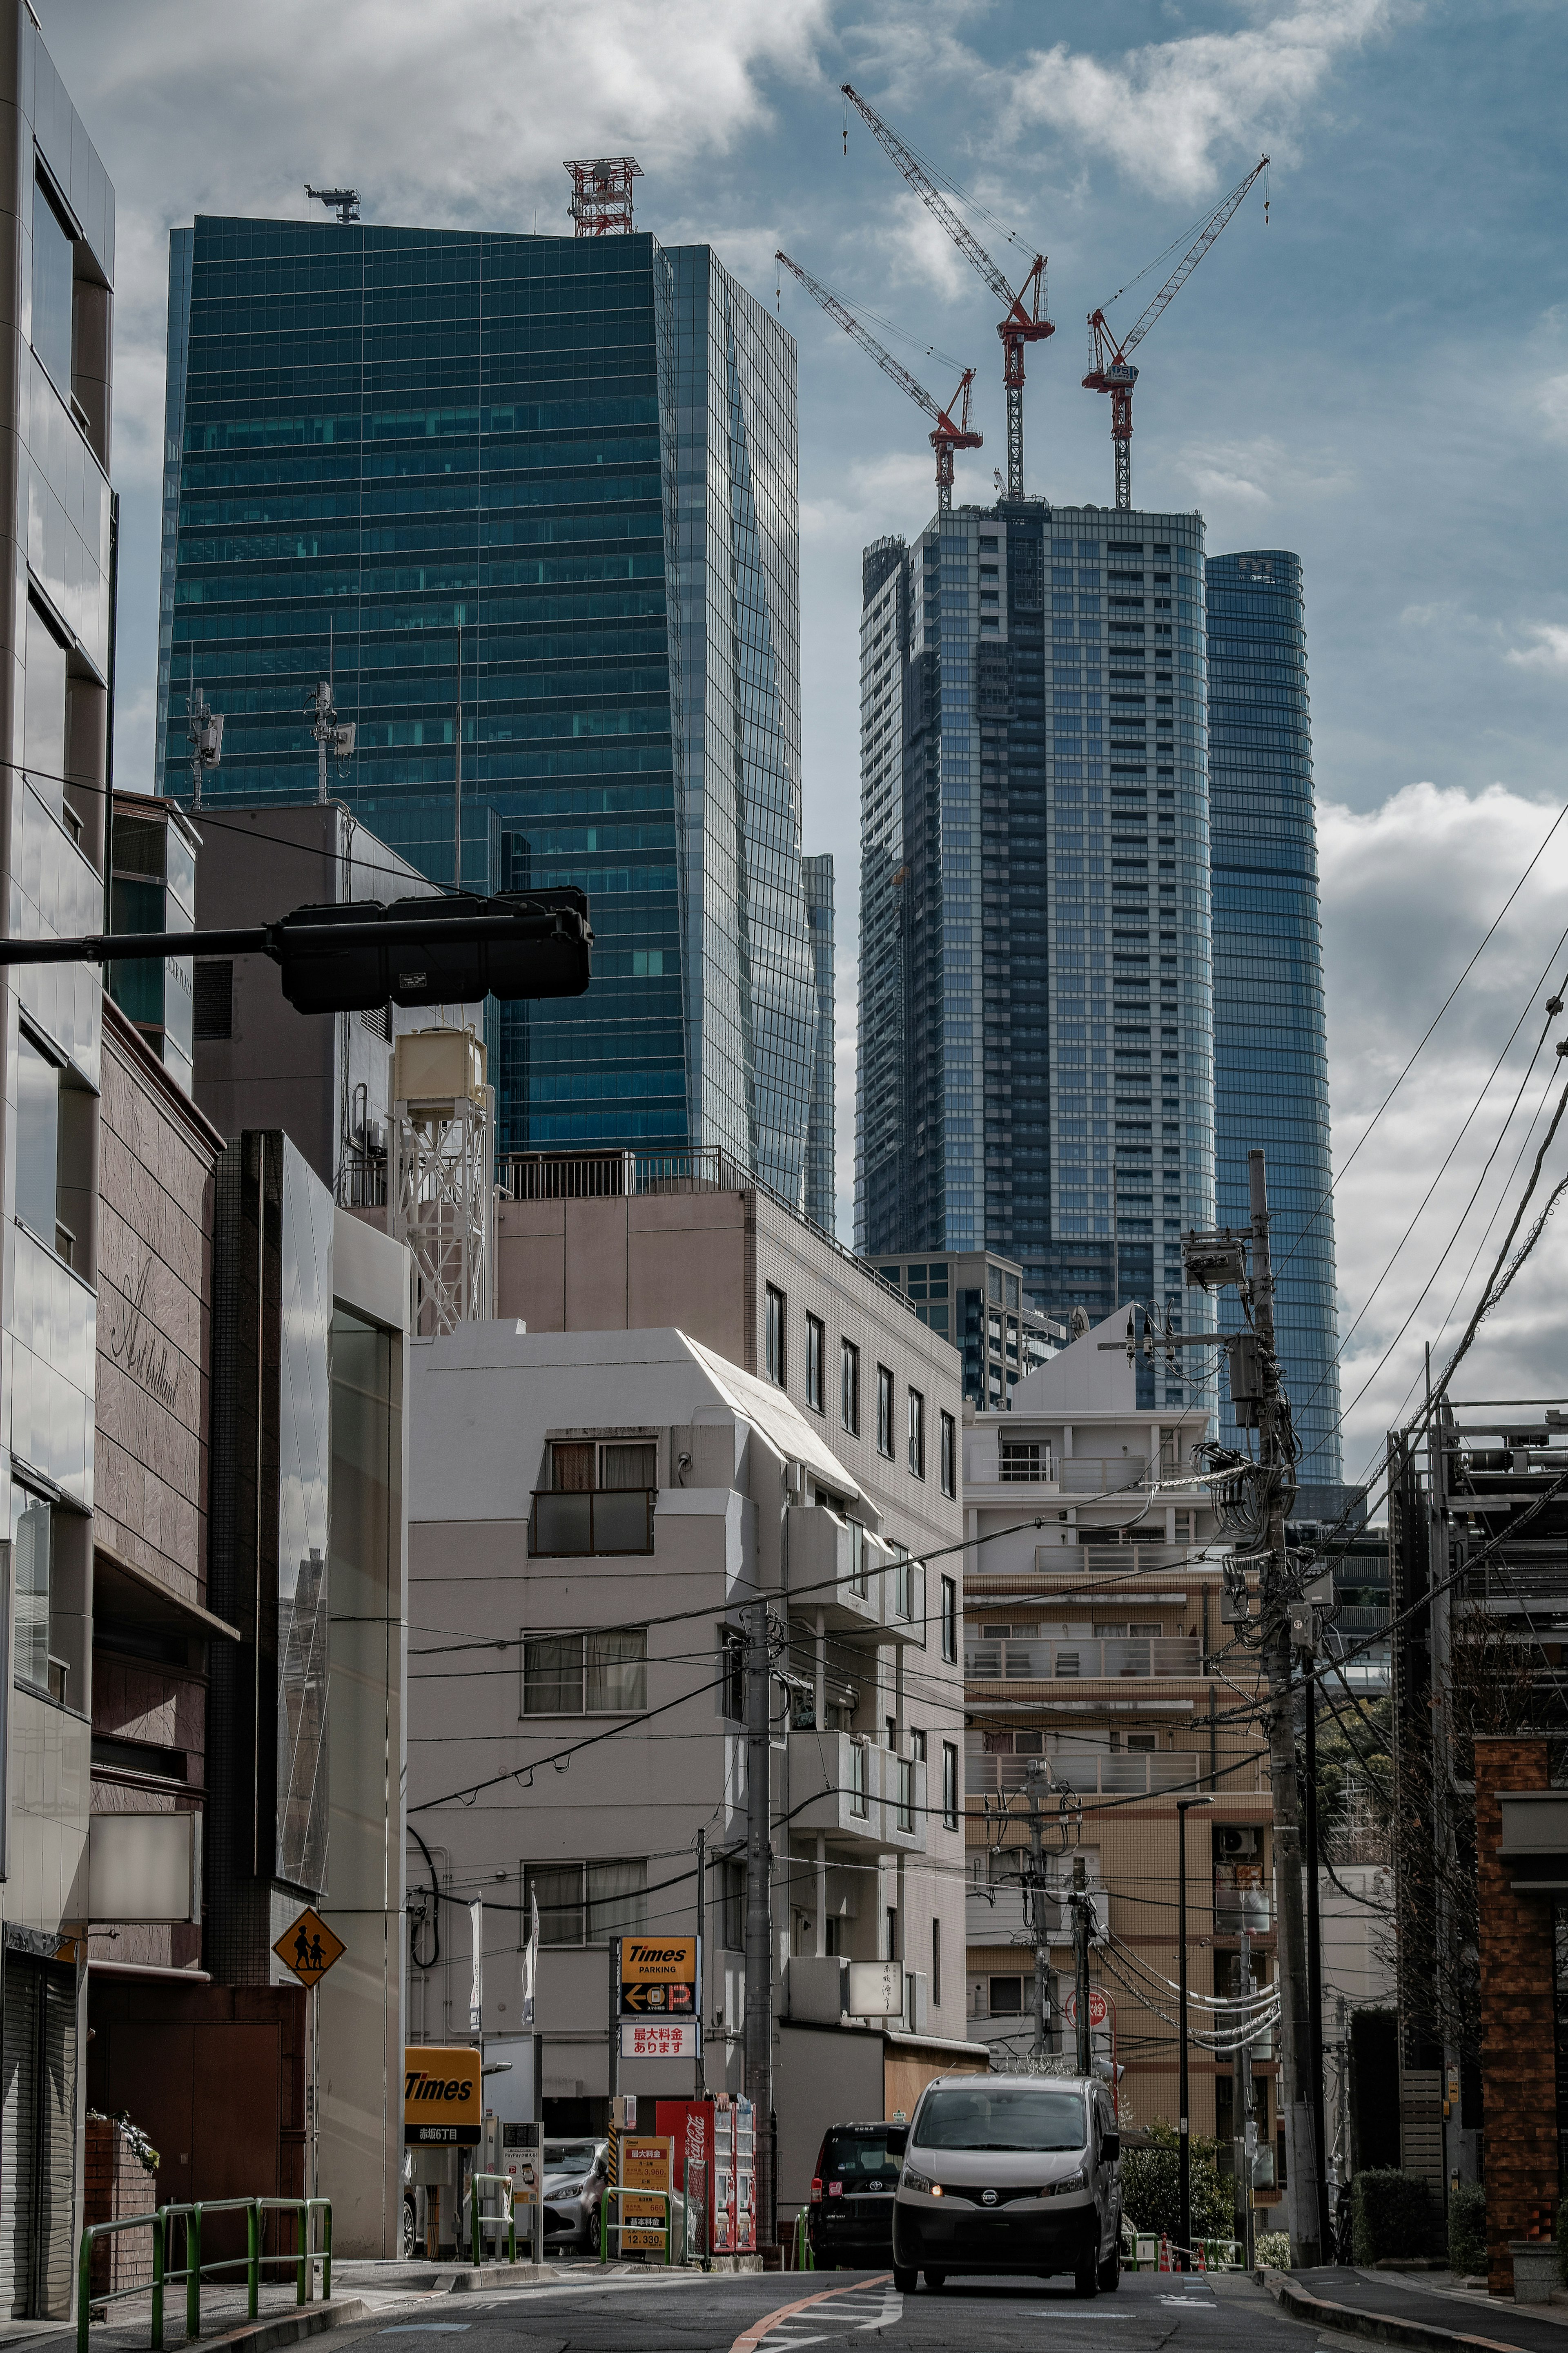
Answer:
[1196,2240,1207,2274]
[1159,2235,1170,2273]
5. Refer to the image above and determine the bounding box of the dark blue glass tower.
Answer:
[156,219,817,1196]
[1206,549,1342,1478]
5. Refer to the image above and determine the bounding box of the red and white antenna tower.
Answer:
[1084,156,1268,509]
[776,251,981,516]
[564,157,643,236]
[841,84,1051,502]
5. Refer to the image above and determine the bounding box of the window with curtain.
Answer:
[600,1443,656,1490]
[524,1863,585,1946]
[523,1628,647,1715]
[586,1859,646,1942]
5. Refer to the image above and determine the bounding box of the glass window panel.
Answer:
[587,1858,646,1943]
[551,1441,595,1492]
[599,1442,655,1490]
[12,1490,51,1694]
[585,1626,646,1712]
[524,1633,584,1715]
[31,176,74,397]
[15,1035,58,1242]
[23,602,67,817]
[526,1863,584,1946]
[592,1489,651,1552]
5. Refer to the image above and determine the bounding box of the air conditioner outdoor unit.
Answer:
[1217,1826,1258,1858]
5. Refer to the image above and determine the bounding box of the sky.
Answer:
[37,0,1568,1491]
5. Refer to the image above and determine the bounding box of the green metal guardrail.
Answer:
[78,2194,331,2353]
[789,2210,815,2271]
[597,2187,676,2267]
[469,2173,517,2267]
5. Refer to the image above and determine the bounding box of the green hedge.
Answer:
[1351,2170,1443,2264]
[1448,2183,1486,2277]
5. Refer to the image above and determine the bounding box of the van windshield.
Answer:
[912,2087,1087,2153]
[822,2128,906,2185]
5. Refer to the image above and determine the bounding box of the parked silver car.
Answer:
[543,2136,609,2255]
[892,2074,1121,2295]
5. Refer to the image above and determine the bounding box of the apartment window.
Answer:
[31,174,74,397]
[940,1410,956,1498]
[876,1365,894,1457]
[897,1759,915,1833]
[23,600,68,815]
[908,1389,926,1479]
[942,1741,959,1830]
[989,1975,1023,2015]
[911,1729,927,1764]
[940,1575,958,1664]
[885,1907,899,1964]
[523,1859,647,1947]
[892,1542,915,1623]
[722,1859,745,1952]
[850,1740,869,1818]
[841,1338,861,1434]
[848,1520,868,1599]
[805,1314,824,1413]
[531,1438,657,1556]
[722,1629,746,1722]
[766,1285,786,1385]
[932,1918,942,2008]
[522,1627,647,1715]
[1000,1439,1052,1482]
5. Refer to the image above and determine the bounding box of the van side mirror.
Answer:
[1101,2132,1120,2162]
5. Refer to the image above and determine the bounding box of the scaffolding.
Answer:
[389,1027,494,1335]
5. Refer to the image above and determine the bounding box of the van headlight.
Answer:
[902,2167,942,2197]
[1044,2168,1087,2197]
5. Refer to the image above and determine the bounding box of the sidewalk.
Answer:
[1278,2264,1568,2353]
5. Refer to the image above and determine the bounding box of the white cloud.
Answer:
[1535,373,1568,442]
[1011,0,1401,201]
[1320,781,1568,1481]
[1506,624,1568,674]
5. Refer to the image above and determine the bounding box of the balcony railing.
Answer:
[965,1636,1202,1680]
[529,1488,655,1557]
[967,1747,1205,1799]
[1060,1457,1149,1495]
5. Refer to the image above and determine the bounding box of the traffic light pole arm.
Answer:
[0,908,575,967]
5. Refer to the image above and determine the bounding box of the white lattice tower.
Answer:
[389,1029,495,1336]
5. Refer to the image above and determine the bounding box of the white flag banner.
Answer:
[469,1897,483,2034]
[520,1888,539,2027]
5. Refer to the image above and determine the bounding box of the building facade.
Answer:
[854,500,1216,1410]
[866,1247,1060,1411]
[802,851,835,1233]
[155,218,823,1207]
[1206,551,1341,1479]
[960,1317,1276,2206]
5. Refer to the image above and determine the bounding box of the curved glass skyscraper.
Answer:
[1206,550,1342,1479]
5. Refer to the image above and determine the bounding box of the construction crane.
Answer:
[1084,156,1269,509]
[841,83,1050,503]
[305,185,360,225]
[775,251,980,515]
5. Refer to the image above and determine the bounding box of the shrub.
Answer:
[1351,2169,1441,2264]
[1255,2229,1290,2270]
[1120,2121,1233,2245]
[1448,2183,1486,2278]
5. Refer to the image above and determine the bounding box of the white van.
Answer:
[891,2073,1122,2295]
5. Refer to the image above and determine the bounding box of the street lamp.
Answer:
[1176,1794,1214,2273]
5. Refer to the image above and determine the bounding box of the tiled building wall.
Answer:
[1475,1737,1558,2295]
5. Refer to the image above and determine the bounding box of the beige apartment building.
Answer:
[962,1314,1277,2199]
[405,1155,980,2234]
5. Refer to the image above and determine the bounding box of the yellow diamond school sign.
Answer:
[273,1907,345,1987]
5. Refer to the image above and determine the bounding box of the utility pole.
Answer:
[1249,1146,1322,2267]
[1303,1649,1329,2262]
[1071,1854,1092,2078]
[1236,1925,1257,2270]
[744,1595,775,2249]
[695,1826,708,2101]
[185,665,223,809]
[1176,1793,1214,2268]
[306,623,355,803]
[1024,1765,1051,2059]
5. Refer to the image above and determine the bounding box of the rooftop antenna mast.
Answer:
[564,157,642,236]
[305,185,361,225]
[185,651,223,811]
[306,620,356,803]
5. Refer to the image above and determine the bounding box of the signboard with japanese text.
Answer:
[616,1935,700,2020]
[620,2019,699,2060]
[619,2136,672,2256]
[403,2045,483,2146]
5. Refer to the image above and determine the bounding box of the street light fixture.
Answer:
[1176,1793,1214,2273]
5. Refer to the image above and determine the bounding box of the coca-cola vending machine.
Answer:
[654,2099,713,2262]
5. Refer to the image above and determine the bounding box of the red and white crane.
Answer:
[1084,156,1269,510]
[841,83,1051,504]
[775,250,981,515]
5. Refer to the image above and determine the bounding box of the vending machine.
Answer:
[710,2094,755,2254]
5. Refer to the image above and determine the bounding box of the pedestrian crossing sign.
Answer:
[274,1905,345,1987]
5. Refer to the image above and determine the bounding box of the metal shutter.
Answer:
[36,1971,76,2317]
[0,1958,39,2316]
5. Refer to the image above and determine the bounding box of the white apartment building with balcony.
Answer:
[961,1312,1278,2200]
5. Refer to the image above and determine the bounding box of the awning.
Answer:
[93,1541,241,1643]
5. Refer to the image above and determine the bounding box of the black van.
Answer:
[807,2121,909,2269]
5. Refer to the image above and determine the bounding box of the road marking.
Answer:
[730,2273,895,2353]
[379,2329,472,2335]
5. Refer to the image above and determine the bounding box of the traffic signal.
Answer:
[273,890,592,1015]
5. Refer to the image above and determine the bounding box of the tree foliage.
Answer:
[1120,2121,1233,2244]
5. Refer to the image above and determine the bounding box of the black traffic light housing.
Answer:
[274,890,592,1015]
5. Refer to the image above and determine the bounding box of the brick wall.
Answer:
[1475,1736,1556,2295]
[85,2117,157,2297]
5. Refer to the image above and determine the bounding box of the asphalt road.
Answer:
[331,2263,1332,2353]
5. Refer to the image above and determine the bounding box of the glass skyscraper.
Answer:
[156,219,818,1199]
[802,851,835,1232]
[856,500,1216,1410]
[1206,549,1342,1479]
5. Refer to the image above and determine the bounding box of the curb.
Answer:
[186,2299,375,2353]
[1263,2269,1527,2353]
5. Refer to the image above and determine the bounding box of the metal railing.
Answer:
[597,2186,678,2265]
[965,1747,1218,1799]
[470,2173,517,2266]
[965,1635,1202,1681]
[78,2195,331,2353]
[497,1144,924,1325]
